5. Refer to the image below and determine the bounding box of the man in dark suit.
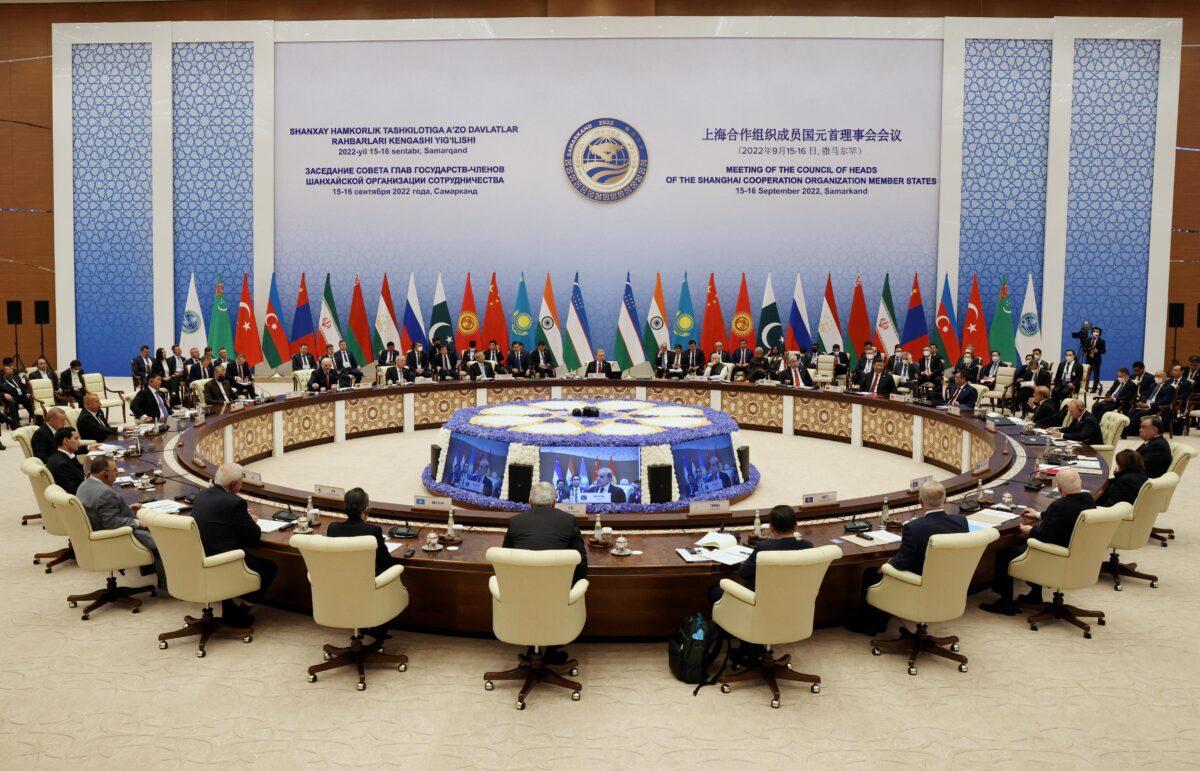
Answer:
[852,344,881,388]
[191,463,277,624]
[204,366,236,406]
[653,343,673,379]
[952,350,980,384]
[1013,358,1052,414]
[131,345,154,388]
[711,341,731,364]
[505,343,531,378]
[891,352,917,390]
[683,340,704,374]
[532,341,557,378]
[45,427,85,494]
[227,354,257,399]
[31,407,68,460]
[885,345,905,373]
[403,341,430,382]
[1052,351,1083,402]
[1053,399,1102,444]
[585,350,620,379]
[307,358,339,392]
[130,374,171,422]
[709,505,812,604]
[944,371,977,409]
[291,344,317,373]
[27,357,65,405]
[327,487,395,642]
[981,468,1094,614]
[1,363,33,428]
[859,359,896,397]
[847,481,967,635]
[459,341,479,372]
[483,340,508,373]
[731,340,754,380]
[1126,371,1175,436]
[745,347,773,383]
[1166,364,1194,433]
[431,343,459,381]
[916,347,944,390]
[78,393,119,442]
[1027,387,1061,429]
[1135,416,1172,478]
[59,360,86,405]
[211,347,231,372]
[183,349,212,385]
[1130,361,1155,401]
[978,351,1005,389]
[466,351,496,382]
[333,341,363,385]
[777,354,815,388]
[1083,327,1106,393]
[1092,367,1136,418]
[586,467,626,502]
[376,341,401,384]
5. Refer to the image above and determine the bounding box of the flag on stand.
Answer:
[290,273,317,356]
[481,272,509,352]
[372,273,401,355]
[900,273,930,358]
[816,274,843,354]
[179,272,207,353]
[757,272,783,352]
[233,273,264,367]
[786,273,813,352]
[260,273,290,369]
[456,273,482,351]
[641,272,669,360]
[510,273,537,351]
[671,273,697,349]
[989,275,1019,364]
[428,273,454,352]
[537,273,567,369]
[346,274,373,365]
[960,274,990,357]
[316,274,344,353]
[614,273,646,371]
[700,273,726,354]
[728,273,755,350]
[564,273,594,369]
[873,273,901,355]
[207,277,234,356]
[846,275,873,368]
[932,274,960,364]
[401,273,428,352]
[1014,272,1043,359]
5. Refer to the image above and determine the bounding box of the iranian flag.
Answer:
[316,273,344,353]
[260,272,290,369]
[816,273,843,354]
[537,272,567,368]
[613,273,645,370]
[873,273,901,355]
[641,272,669,360]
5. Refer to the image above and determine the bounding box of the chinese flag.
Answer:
[700,273,726,354]
[960,274,990,356]
[456,272,483,350]
[481,272,510,351]
[346,274,374,365]
[234,273,264,368]
[846,275,873,361]
[727,272,755,349]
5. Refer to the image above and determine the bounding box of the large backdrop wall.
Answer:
[52,16,1181,376]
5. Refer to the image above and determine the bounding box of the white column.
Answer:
[850,403,863,448]
[334,400,345,443]
[709,389,721,410]
[402,392,414,432]
[476,388,487,406]
[911,415,923,462]
[272,410,284,457]
[960,429,971,473]
[149,28,173,349]
[635,385,647,400]
[782,395,794,436]
[222,425,233,465]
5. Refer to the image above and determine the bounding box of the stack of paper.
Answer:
[967,508,1017,531]
[841,530,902,548]
[255,519,289,533]
[141,499,188,514]
[675,533,755,564]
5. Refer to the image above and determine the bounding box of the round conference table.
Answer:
[113,378,1105,640]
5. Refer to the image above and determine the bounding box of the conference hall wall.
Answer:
[42,13,1181,375]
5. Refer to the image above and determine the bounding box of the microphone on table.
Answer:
[389,520,421,539]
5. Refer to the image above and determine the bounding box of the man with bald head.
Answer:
[981,468,1096,615]
[1051,398,1102,444]
[77,393,120,442]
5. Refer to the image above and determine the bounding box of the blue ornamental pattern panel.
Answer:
[1063,39,1160,374]
[72,43,154,375]
[958,39,1052,340]
[172,42,254,342]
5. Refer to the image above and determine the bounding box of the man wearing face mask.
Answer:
[1092,367,1136,419]
[916,346,944,391]
[1052,350,1083,402]
[1084,327,1106,393]
[1125,371,1175,436]
[953,350,979,384]
[979,350,1005,389]
[1013,357,1051,414]
[403,342,429,383]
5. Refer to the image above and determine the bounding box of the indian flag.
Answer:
[536,272,567,368]
[641,272,669,360]
[614,273,645,371]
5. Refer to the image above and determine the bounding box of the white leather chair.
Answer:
[1151,443,1196,546]
[372,365,395,387]
[28,377,58,418]
[1090,412,1129,470]
[46,484,156,620]
[293,368,315,392]
[12,426,42,525]
[1006,503,1130,638]
[21,458,75,572]
[190,378,211,410]
[713,545,841,708]
[291,534,409,690]
[867,529,998,675]
[813,354,836,386]
[483,546,588,709]
[980,366,1016,413]
[1100,473,1178,590]
[81,372,125,421]
[143,510,261,657]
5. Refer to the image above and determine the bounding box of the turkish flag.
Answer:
[481,272,510,351]
[700,273,726,355]
[960,274,990,356]
[234,273,264,368]
[727,272,755,349]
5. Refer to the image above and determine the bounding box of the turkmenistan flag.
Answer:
[207,277,234,355]
[641,272,669,360]
[614,273,645,371]
[757,272,783,351]
[989,275,1019,364]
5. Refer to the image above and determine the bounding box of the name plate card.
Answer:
[242,470,263,486]
[285,391,304,400]
[314,484,345,499]
[972,460,990,476]
[908,475,933,491]
[945,405,961,416]
[985,418,997,432]
[561,502,588,517]
[801,491,838,506]
[413,495,452,511]
[688,499,730,515]
[586,373,606,380]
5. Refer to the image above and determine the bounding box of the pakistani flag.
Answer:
[563,272,594,369]
[757,272,783,351]
[510,273,537,351]
[537,273,567,370]
[641,272,669,360]
[614,273,646,371]
[179,271,207,352]
[427,272,454,351]
[671,273,697,349]
[317,273,344,351]
[207,277,234,355]
[1014,272,1043,359]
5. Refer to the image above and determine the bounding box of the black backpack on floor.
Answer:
[668,614,727,692]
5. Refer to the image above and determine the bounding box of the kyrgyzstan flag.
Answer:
[960,274,990,357]
[456,272,483,351]
[700,273,726,355]
[845,275,873,367]
[346,274,374,365]
[481,272,510,351]
[233,273,264,368]
[727,272,755,350]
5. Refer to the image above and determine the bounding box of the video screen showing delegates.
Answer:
[540,446,642,504]
[440,434,509,499]
[672,436,741,497]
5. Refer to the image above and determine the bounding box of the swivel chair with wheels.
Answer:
[21,458,74,572]
[1150,443,1195,546]
[1099,473,1178,590]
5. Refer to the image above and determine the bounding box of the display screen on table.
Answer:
[672,435,741,496]
[540,446,642,504]
[441,434,508,498]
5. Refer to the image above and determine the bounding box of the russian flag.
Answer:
[400,272,428,352]
[786,272,813,351]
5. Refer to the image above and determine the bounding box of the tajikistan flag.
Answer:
[816,273,843,353]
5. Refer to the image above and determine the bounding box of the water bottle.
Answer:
[306,495,319,526]
[751,510,762,539]
[446,510,457,540]
[593,514,602,542]
[154,460,163,483]
[879,495,891,530]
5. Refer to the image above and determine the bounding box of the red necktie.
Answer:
[871,373,879,393]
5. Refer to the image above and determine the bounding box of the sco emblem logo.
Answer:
[564,118,648,203]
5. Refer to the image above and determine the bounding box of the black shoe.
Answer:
[980,600,1021,616]
[545,648,569,666]
[843,619,883,637]
[1016,591,1044,605]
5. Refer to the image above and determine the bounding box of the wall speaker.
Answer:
[736,445,750,483]
[648,464,672,504]
[1167,303,1184,329]
[508,463,533,503]
[430,444,442,478]
[5,301,21,326]
[34,300,50,325]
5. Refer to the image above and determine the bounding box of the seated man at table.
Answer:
[1135,415,1172,478]
[1026,386,1061,429]
[333,341,364,386]
[586,467,626,503]
[227,353,258,399]
[466,351,496,382]
[585,349,620,379]
[943,371,977,409]
[191,463,278,625]
[1,362,34,429]
[652,343,673,379]
[505,342,531,378]
[858,359,896,397]
[531,341,557,378]
[730,340,754,380]
[709,505,812,604]
[1051,350,1084,403]
[77,393,120,442]
[1051,398,1102,444]
[683,340,705,374]
[376,341,401,384]
[307,357,339,393]
[204,365,237,406]
[483,340,508,374]
[1125,370,1175,437]
[403,341,430,383]
[981,468,1094,615]
[130,373,171,422]
[431,342,460,381]
[78,455,164,587]
[744,347,773,383]
[46,427,85,495]
[891,351,917,391]
[327,487,395,643]
[291,343,317,373]
[916,346,944,391]
[846,481,967,636]
[701,352,729,381]
[1092,367,1136,419]
[31,406,68,461]
[776,353,814,388]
